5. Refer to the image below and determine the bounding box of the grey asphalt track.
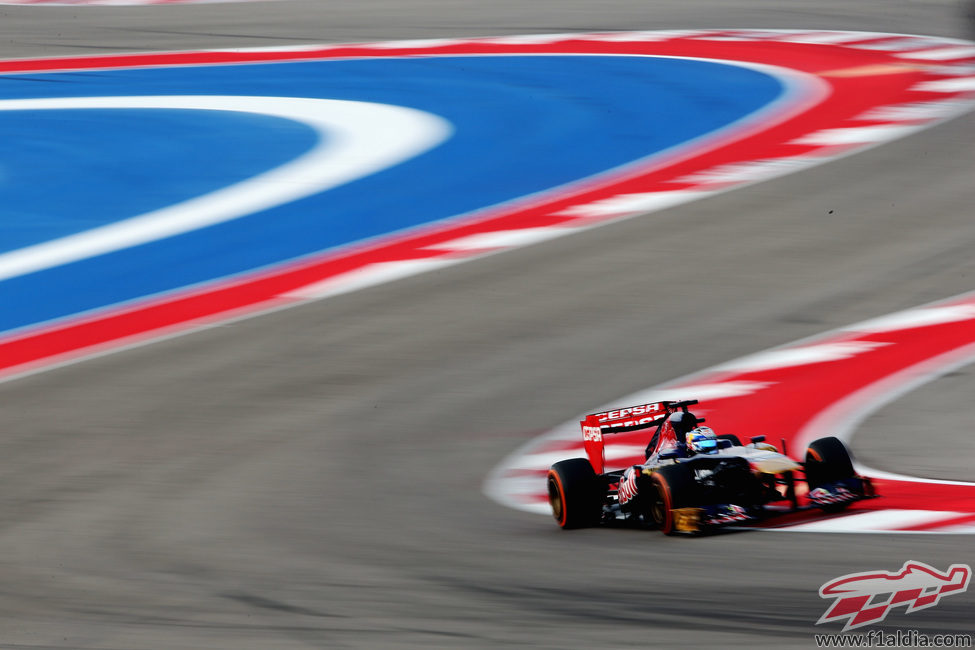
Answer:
[1,2,974,648]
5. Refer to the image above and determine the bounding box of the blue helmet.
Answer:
[686,426,717,453]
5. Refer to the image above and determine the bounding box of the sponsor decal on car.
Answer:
[596,403,666,423]
[704,504,749,525]
[582,425,603,442]
[808,485,856,506]
[617,468,640,505]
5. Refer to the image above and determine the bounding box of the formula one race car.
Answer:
[547,399,875,534]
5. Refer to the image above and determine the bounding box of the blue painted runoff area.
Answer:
[0,55,785,334]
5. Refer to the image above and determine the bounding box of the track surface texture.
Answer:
[1,1,974,648]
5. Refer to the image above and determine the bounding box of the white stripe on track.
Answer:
[856,100,972,122]
[281,259,460,300]
[0,96,452,281]
[913,77,975,92]
[675,157,822,185]
[557,190,711,218]
[792,125,924,146]
[773,32,885,45]
[782,510,967,533]
[843,305,975,333]
[426,227,577,251]
[897,46,975,61]
[711,342,890,374]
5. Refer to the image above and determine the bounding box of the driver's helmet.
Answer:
[686,426,718,454]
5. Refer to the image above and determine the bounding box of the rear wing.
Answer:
[580,399,698,473]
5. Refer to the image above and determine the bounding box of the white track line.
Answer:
[897,46,975,61]
[0,96,452,282]
[914,77,975,92]
[675,157,822,185]
[282,259,460,300]
[557,190,712,218]
[857,100,972,121]
[792,124,924,146]
[783,510,967,533]
[426,227,576,251]
[711,342,890,374]
[843,305,975,333]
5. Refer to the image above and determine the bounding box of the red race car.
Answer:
[547,399,875,534]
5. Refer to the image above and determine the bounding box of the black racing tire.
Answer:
[804,436,855,487]
[547,459,601,529]
[649,464,696,535]
[805,437,857,513]
[716,434,742,447]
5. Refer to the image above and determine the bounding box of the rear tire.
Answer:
[649,464,696,535]
[547,459,601,529]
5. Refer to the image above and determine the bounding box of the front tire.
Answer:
[547,459,601,529]
[805,436,855,486]
[805,436,857,512]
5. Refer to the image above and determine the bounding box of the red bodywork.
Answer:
[580,401,683,473]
